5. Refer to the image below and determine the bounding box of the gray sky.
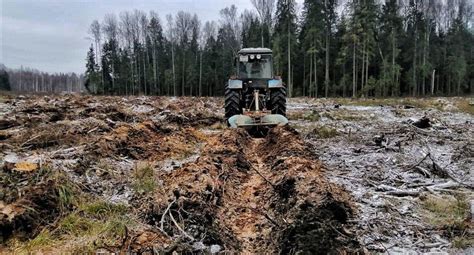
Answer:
[1,0,302,74]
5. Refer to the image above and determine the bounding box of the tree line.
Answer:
[0,64,85,93]
[86,0,473,97]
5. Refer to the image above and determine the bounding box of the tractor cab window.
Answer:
[238,54,272,79]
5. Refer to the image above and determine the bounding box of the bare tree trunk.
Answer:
[129,57,133,95]
[314,52,318,98]
[342,62,346,97]
[172,44,176,96]
[352,45,356,98]
[309,52,313,97]
[365,49,369,94]
[421,32,427,96]
[41,74,44,93]
[287,23,292,98]
[303,52,306,97]
[153,47,157,95]
[412,25,418,97]
[199,51,202,97]
[143,50,147,95]
[431,69,436,95]
[324,0,330,98]
[391,31,397,96]
[182,52,185,96]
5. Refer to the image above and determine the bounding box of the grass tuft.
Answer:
[21,199,132,253]
[26,230,54,251]
[311,126,339,139]
[81,200,128,219]
[420,194,472,248]
[456,99,474,115]
[132,162,157,195]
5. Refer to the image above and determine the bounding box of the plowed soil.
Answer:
[1,94,472,253]
[0,95,361,254]
[148,126,359,253]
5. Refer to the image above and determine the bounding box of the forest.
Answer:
[0,64,85,94]
[83,0,474,98]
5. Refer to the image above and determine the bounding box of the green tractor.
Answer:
[225,48,288,129]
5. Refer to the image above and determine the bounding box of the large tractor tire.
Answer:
[270,87,286,117]
[225,86,242,121]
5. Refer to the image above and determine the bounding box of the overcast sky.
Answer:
[1,0,302,74]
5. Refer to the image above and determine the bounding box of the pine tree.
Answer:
[0,69,11,91]
[323,0,337,97]
[85,45,100,94]
[379,0,403,96]
[300,0,324,97]
[273,0,297,97]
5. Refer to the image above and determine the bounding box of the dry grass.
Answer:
[288,110,321,122]
[18,199,132,253]
[132,162,157,195]
[420,194,472,248]
[334,97,433,109]
[311,126,339,139]
[333,97,474,115]
[456,98,474,115]
[320,111,367,121]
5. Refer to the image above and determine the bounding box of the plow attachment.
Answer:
[228,114,288,137]
[228,114,288,128]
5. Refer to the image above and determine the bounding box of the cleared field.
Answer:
[0,95,472,253]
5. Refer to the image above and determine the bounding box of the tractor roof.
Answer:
[238,48,272,54]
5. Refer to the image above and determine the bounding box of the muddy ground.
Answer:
[0,94,472,254]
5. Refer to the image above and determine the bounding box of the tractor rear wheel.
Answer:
[225,86,242,121]
[270,87,286,117]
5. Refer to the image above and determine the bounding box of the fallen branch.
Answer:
[160,198,176,231]
[427,154,474,189]
[169,210,194,241]
[408,152,430,170]
[377,184,421,197]
[20,134,41,148]
[385,190,420,197]
[414,166,431,177]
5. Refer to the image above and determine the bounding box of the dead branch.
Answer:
[427,154,474,189]
[168,210,195,241]
[20,134,41,148]
[413,166,431,177]
[408,152,430,170]
[377,184,421,197]
[160,198,176,231]
[385,190,420,197]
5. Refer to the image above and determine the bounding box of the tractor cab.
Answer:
[236,48,273,80]
[225,48,288,131]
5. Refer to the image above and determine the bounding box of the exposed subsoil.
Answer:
[146,126,360,253]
